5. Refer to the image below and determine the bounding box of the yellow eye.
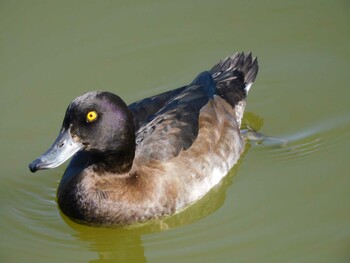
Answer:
[86,111,98,123]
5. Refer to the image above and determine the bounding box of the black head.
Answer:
[29,91,136,173]
[65,91,135,152]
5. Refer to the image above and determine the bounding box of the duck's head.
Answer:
[29,91,135,173]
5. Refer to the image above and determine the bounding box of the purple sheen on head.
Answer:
[101,97,127,119]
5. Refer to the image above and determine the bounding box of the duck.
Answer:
[29,52,258,226]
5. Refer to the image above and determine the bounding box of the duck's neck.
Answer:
[90,147,135,174]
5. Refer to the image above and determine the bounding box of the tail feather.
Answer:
[210,52,258,107]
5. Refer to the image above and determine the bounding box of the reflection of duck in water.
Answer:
[29,53,259,226]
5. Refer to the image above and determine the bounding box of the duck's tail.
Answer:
[210,52,258,107]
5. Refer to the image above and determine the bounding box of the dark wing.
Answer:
[128,85,187,131]
[134,71,215,162]
[131,52,258,163]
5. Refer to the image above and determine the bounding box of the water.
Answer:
[1,1,349,262]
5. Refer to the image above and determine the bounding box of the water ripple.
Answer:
[246,114,350,161]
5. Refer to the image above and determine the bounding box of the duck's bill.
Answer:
[29,128,84,173]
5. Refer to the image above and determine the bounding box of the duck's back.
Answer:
[129,53,258,164]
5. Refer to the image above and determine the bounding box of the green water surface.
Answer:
[1,1,349,262]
